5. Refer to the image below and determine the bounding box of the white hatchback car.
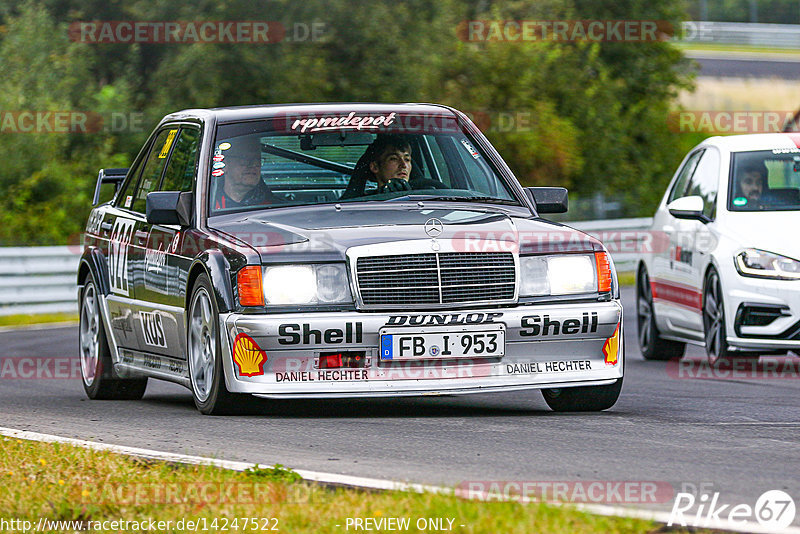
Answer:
[637,133,800,363]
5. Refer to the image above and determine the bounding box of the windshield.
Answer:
[208,112,518,214]
[729,149,800,211]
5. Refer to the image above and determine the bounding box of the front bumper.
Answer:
[219,301,623,398]
[723,272,800,351]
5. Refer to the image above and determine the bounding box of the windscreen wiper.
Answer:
[386,194,518,205]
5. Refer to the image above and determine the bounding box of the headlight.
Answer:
[262,264,352,305]
[735,249,800,280]
[520,254,606,296]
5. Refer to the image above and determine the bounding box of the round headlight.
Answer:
[316,264,351,303]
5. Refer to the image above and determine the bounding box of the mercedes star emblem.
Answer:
[424,218,444,238]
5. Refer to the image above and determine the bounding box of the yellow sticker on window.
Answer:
[158,129,178,159]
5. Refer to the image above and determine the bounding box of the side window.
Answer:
[160,127,200,192]
[668,149,704,203]
[131,128,178,212]
[454,138,496,196]
[427,136,452,186]
[114,155,145,209]
[686,148,720,219]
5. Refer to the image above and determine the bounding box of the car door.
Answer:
[124,127,180,357]
[650,149,704,333]
[137,125,201,364]
[101,148,149,351]
[681,147,721,333]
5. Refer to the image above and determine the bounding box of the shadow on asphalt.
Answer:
[136,393,632,418]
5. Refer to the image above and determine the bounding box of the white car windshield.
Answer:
[208,113,518,214]
[729,149,800,211]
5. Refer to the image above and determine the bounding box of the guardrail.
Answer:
[0,217,652,316]
[679,21,800,48]
[0,247,80,316]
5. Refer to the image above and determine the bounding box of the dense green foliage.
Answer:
[0,0,695,244]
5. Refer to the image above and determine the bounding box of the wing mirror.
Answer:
[524,187,568,214]
[146,191,193,226]
[667,195,710,223]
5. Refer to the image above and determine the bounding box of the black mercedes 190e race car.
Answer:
[78,103,624,414]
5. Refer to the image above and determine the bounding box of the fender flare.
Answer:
[77,247,110,297]
[186,250,236,313]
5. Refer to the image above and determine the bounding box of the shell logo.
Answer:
[602,324,620,366]
[232,333,267,377]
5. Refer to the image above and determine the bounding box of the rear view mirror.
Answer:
[146,191,193,226]
[524,187,568,214]
[93,168,128,206]
[300,131,375,149]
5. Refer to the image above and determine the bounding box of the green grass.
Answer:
[617,271,636,287]
[0,437,689,533]
[0,313,78,328]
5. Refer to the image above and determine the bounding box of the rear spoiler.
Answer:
[93,168,129,206]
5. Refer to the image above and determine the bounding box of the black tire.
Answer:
[187,273,238,415]
[542,377,623,412]
[637,266,686,360]
[702,268,758,365]
[79,274,147,400]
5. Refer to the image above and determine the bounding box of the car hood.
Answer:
[717,211,800,258]
[209,204,599,262]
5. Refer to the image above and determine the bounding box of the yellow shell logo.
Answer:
[233,333,267,377]
[602,324,620,366]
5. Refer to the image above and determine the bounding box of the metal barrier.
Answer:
[679,21,800,48]
[0,217,653,316]
[0,247,80,316]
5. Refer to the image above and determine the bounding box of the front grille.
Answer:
[356,252,516,307]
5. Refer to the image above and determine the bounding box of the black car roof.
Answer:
[162,103,458,124]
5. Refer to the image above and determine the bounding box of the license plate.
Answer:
[379,326,505,361]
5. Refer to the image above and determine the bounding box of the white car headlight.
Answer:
[735,249,800,280]
[520,254,601,296]
[263,264,352,305]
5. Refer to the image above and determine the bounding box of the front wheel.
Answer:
[187,274,238,415]
[702,268,758,365]
[79,274,147,400]
[542,378,623,412]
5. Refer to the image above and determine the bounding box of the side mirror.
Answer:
[524,187,568,214]
[667,195,709,222]
[146,191,193,226]
[93,168,128,206]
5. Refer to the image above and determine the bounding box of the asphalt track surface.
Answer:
[689,52,800,79]
[2,287,800,526]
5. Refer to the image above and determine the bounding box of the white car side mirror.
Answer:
[667,195,709,222]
